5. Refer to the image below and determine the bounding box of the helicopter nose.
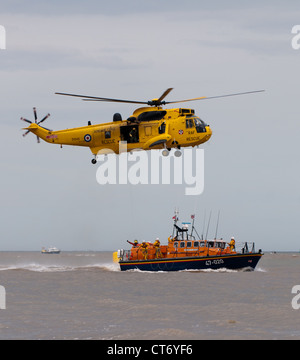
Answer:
[205,126,212,139]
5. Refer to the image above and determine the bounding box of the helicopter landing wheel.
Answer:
[91,158,97,164]
[162,149,169,157]
[174,149,182,157]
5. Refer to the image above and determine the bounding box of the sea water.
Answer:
[0,252,299,340]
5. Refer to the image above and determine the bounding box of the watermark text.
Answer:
[0,25,6,50]
[0,285,6,309]
[291,25,300,50]
[292,285,300,309]
[95,143,204,196]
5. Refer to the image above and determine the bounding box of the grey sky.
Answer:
[0,1,299,251]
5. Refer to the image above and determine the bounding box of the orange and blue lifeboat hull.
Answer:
[119,252,263,272]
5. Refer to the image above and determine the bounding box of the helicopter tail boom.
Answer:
[22,123,53,144]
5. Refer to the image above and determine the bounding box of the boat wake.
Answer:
[122,266,267,274]
[0,261,266,274]
[254,266,267,272]
[0,262,120,273]
[124,267,239,274]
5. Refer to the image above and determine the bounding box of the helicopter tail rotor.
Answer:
[21,107,51,143]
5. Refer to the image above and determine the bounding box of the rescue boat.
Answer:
[114,214,263,272]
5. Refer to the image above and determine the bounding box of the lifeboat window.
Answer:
[180,242,185,248]
[174,242,178,248]
[105,131,111,139]
[187,241,192,248]
[194,241,199,247]
[208,241,214,248]
[200,241,205,247]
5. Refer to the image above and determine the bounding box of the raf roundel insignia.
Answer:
[178,129,184,135]
[84,134,92,142]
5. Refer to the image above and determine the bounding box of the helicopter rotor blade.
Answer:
[38,113,50,125]
[55,92,148,105]
[55,89,264,107]
[33,107,38,123]
[40,126,52,131]
[21,107,51,140]
[22,130,30,137]
[157,88,174,103]
[20,117,32,124]
[165,90,265,105]
[82,98,148,104]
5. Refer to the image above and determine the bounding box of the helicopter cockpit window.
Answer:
[186,118,194,129]
[194,117,207,133]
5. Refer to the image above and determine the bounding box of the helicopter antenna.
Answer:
[214,210,221,240]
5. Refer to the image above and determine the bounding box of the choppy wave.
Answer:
[255,266,267,272]
[0,262,120,273]
[183,267,239,273]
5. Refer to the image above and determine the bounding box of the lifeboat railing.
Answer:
[117,249,131,262]
[214,241,256,254]
[235,242,256,253]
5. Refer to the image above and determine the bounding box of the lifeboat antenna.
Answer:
[214,210,221,240]
[172,208,179,237]
[201,210,206,240]
[205,210,212,240]
[191,214,195,237]
[190,214,201,239]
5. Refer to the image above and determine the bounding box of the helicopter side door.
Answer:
[120,125,140,144]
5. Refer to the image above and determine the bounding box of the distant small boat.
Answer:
[41,247,61,254]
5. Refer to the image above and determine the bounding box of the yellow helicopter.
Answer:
[21,88,264,164]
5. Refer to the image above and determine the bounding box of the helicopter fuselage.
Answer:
[22,88,265,163]
[25,106,212,157]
